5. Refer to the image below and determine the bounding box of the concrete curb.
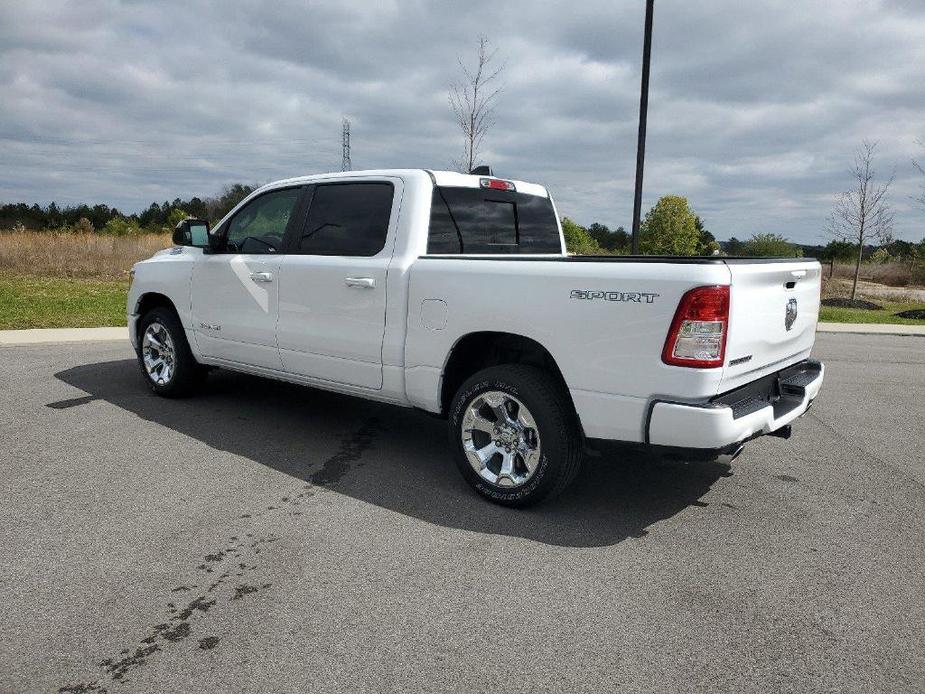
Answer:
[0,327,129,345]
[818,322,925,337]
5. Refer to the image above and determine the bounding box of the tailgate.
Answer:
[720,260,821,392]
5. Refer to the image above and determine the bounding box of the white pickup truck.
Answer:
[128,169,824,505]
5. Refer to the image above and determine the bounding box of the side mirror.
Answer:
[173,218,211,248]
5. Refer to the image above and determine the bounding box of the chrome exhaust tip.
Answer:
[728,444,745,462]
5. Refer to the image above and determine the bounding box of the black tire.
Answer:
[448,365,583,507]
[135,306,206,398]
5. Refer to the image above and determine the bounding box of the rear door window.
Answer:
[428,186,561,254]
[296,182,394,256]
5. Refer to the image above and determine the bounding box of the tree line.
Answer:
[0,184,256,236]
[562,194,805,258]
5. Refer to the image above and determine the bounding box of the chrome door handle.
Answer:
[249,271,274,283]
[345,277,375,289]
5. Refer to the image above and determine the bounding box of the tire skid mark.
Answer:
[58,419,378,693]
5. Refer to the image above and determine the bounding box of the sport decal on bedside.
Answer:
[570,290,659,304]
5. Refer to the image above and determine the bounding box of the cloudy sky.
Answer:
[2,0,924,243]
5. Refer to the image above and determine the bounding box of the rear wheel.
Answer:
[136,307,205,397]
[448,365,583,507]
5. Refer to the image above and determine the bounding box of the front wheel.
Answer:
[136,307,206,397]
[448,365,583,507]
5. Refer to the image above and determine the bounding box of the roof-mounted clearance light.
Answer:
[480,178,516,192]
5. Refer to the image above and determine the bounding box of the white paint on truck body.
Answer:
[128,168,823,451]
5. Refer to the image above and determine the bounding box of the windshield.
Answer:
[427,186,562,254]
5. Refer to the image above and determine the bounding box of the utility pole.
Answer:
[631,0,655,255]
[341,117,351,171]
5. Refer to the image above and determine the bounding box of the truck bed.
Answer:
[406,254,821,443]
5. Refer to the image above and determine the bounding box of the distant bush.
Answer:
[738,233,803,258]
[869,248,892,264]
[73,217,94,234]
[102,218,142,236]
[561,217,604,255]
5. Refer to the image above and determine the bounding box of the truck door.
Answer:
[276,179,401,390]
[190,186,305,370]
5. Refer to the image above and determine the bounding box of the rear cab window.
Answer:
[427,186,562,254]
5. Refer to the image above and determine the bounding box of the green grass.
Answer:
[0,273,129,329]
[819,301,925,325]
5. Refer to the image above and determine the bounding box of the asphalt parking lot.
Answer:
[1,333,923,693]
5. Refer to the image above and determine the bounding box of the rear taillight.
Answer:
[662,285,730,368]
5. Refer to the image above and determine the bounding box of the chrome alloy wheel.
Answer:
[142,322,176,386]
[461,391,542,488]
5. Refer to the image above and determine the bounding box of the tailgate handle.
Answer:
[785,269,806,290]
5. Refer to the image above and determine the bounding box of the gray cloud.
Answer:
[1,0,924,242]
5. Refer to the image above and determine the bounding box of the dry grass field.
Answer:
[825,260,925,288]
[0,230,171,279]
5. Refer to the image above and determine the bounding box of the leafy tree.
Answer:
[694,215,719,255]
[138,202,163,228]
[739,233,803,257]
[561,217,604,255]
[208,184,255,221]
[639,195,700,255]
[167,207,189,231]
[587,222,629,253]
[186,197,208,220]
[887,239,912,259]
[724,237,744,256]
[820,239,856,278]
[911,238,925,270]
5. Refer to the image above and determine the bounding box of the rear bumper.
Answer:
[646,359,824,451]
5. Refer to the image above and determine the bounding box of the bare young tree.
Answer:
[449,35,504,173]
[826,140,895,300]
[914,138,925,211]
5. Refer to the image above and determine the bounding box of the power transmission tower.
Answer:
[341,118,351,171]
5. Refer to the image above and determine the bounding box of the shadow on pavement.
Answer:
[55,360,732,548]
